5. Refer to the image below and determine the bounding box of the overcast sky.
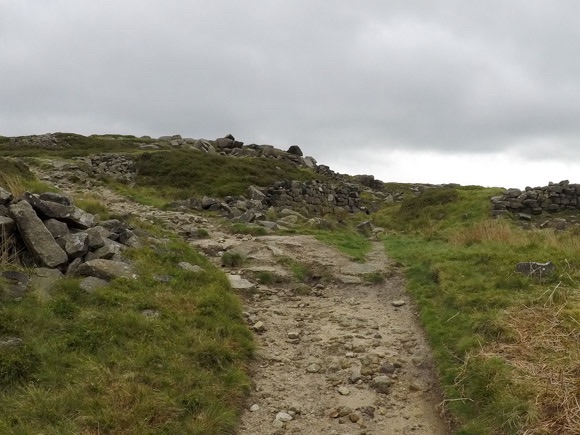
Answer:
[2,1,580,188]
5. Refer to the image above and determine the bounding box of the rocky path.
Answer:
[33,161,450,434]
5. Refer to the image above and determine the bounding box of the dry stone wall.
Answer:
[264,180,362,215]
[491,180,580,216]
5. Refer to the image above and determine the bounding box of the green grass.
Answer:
[0,157,57,196]
[376,186,580,434]
[133,150,324,198]
[0,133,154,158]
[221,251,245,268]
[230,223,268,237]
[312,228,371,262]
[0,239,253,434]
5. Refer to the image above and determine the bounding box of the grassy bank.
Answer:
[0,239,253,434]
[374,187,580,434]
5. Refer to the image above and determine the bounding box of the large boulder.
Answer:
[287,145,303,156]
[9,201,68,268]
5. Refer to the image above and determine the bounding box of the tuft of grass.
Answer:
[221,251,245,268]
[0,158,56,197]
[362,271,387,284]
[255,271,276,285]
[230,223,268,237]
[74,194,111,220]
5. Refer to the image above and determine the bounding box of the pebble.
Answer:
[337,386,350,396]
[287,331,300,339]
[272,418,285,428]
[392,300,406,307]
[276,411,293,422]
[372,376,393,394]
[250,404,260,412]
[306,363,321,373]
[252,321,266,333]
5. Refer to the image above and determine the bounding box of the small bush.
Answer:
[256,271,275,285]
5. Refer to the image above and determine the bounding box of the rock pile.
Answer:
[491,180,580,216]
[9,133,59,148]
[80,154,135,182]
[158,134,319,169]
[0,188,138,295]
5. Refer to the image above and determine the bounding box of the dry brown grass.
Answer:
[449,219,527,247]
[0,173,26,198]
[482,304,580,434]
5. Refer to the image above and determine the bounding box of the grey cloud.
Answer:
[2,0,580,167]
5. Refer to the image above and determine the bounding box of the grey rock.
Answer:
[379,362,396,374]
[350,365,363,383]
[228,274,255,290]
[250,404,260,412]
[515,261,556,279]
[23,192,96,229]
[79,276,109,293]
[391,300,406,307]
[85,226,112,249]
[201,196,219,209]
[356,220,373,236]
[30,267,63,295]
[62,232,90,259]
[277,215,298,226]
[178,262,204,273]
[247,185,266,201]
[38,192,73,206]
[141,309,160,318]
[306,363,321,373]
[0,216,16,235]
[257,220,277,230]
[287,145,303,156]
[271,418,285,428]
[0,337,23,348]
[85,239,123,261]
[0,187,13,206]
[275,412,293,422]
[43,218,69,239]
[337,386,350,396]
[372,376,393,394]
[9,200,68,268]
[77,259,137,281]
[0,270,30,298]
[252,321,266,333]
[287,331,300,340]
[66,257,83,276]
[302,156,317,168]
[215,137,235,149]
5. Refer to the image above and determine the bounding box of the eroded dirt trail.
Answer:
[34,162,450,434]
[201,236,449,435]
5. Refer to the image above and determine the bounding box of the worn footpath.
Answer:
[34,161,450,435]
